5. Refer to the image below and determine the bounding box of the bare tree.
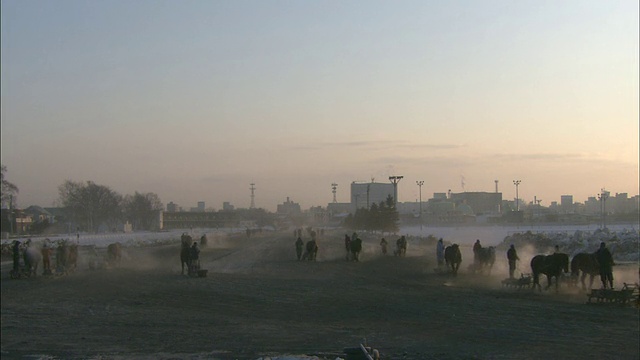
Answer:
[1,164,19,208]
[123,191,164,230]
[58,180,122,233]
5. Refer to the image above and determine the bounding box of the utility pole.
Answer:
[513,180,521,211]
[389,175,403,205]
[416,180,424,230]
[249,183,256,209]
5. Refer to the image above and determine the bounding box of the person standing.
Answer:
[344,234,351,261]
[507,244,520,279]
[436,238,445,268]
[295,236,304,261]
[595,242,614,289]
[190,242,200,273]
[41,239,53,274]
[12,240,21,274]
[380,238,388,255]
[200,233,208,248]
[473,239,482,265]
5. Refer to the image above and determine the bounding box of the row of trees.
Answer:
[343,195,399,234]
[58,180,164,233]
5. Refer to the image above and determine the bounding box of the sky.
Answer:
[1,0,638,212]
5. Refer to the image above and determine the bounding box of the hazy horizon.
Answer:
[2,1,638,212]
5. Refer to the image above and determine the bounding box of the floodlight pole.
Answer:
[416,181,424,230]
[389,175,403,205]
[513,180,521,211]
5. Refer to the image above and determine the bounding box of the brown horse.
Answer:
[55,240,77,274]
[107,242,122,267]
[444,244,462,275]
[531,253,570,292]
[571,252,600,290]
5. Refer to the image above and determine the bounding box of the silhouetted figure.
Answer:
[473,239,482,265]
[12,240,21,273]
[344,234,351,261]
[200,234,208,248]
[507,244,520,279]
[295,237,304,260]
[190,242,200,273]
[436,238,445,268]
[595,242,614,289]
[41,240,53,274]
[380,238,388,255]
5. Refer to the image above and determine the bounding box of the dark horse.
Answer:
[531,253,570,292]
[472,247,496,275]
[302,239,318,261]
[180,233,192,275]
[571,252,600,290]
[444,244,462,275]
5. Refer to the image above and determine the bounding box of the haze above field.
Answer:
[1,1,638,211]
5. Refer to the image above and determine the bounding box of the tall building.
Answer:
[350,181,394,211]
[166,201,178,212]
[560,195,573,213]
[197,201,205,212]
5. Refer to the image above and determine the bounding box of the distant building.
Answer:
[327,202,351,215]
[197,201,205,212]
[222,202,235,211]
[560,195,573,213]
[167,201,178,212]
[277,197,301,215]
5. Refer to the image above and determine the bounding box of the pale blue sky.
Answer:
[1,0,638,210]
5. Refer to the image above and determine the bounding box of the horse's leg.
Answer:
[581,272,587,290]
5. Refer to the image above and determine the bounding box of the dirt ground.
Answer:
[1,230,639,360]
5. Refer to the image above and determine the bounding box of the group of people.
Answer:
[295,229,318,261]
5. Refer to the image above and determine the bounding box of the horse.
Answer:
[23,246,42,277]
[302,240,318,261]
[571,252,600,290]
[394,236,407,257]
[55,240,71,274]
[350,238,362,262]
[444,244,462,275]
[469,246,496,275]
[530,253,570,292]
[107,242,122,267]
[180,233,192,275]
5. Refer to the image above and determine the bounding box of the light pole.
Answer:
[513,180,521,211]
[416,181,424,230]
[598,189,609,229]
[389,175,404,205]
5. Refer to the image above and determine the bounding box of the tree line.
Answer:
[58,180,164,233]
[343,195,399,234]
